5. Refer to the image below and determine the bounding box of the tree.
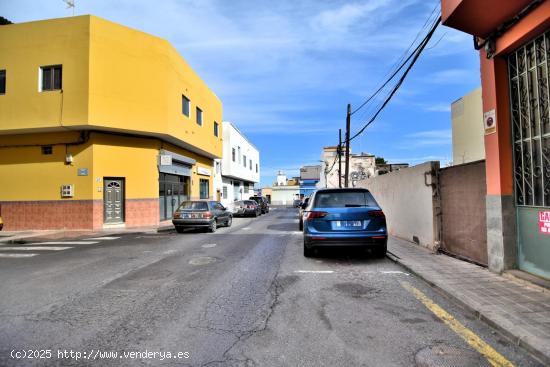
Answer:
[375,156,387,165]
[0,16,13,25]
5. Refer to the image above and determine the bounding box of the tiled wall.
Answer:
[1,198,160,230]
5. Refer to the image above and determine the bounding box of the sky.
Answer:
[1,0,481,187]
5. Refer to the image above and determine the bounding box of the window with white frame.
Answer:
[41,65,62,91]
[182,95,190,117]
[196,107,202,126]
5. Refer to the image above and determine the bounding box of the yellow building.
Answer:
[0,15,223,230]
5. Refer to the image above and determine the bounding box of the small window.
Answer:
[232,148,236,162]
[41,65,62,91]
[182,95,190,117]
[243,155,247,167]
[223,186,228,198]
[214,121,219,137]
[249,159,252,170]
[196,107,203,126]
[238,147,241,163]
[0,70,5,94]
[256,164,258,173]
[41,146,53,155]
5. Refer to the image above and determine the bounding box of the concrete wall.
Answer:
[271,186,300,206]
[357,161,439,250]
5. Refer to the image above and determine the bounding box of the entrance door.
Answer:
[104,178,124,224]
[508,31,550,280]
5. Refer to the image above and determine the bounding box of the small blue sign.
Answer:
[78,168,89,176]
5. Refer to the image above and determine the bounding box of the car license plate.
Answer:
[334,220,362,227]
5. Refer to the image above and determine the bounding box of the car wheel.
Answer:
[303,240,314,258]
[209,220,217,233]
[226,216,232,227]
[175,226,185,233]
[374,243,387,258]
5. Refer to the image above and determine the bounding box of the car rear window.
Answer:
[178,201,208,210]
[313,191,378,208]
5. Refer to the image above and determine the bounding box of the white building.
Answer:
[213,121,260,210]
[319,147,376,188]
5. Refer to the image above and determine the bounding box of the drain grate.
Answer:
[415,344,489,367]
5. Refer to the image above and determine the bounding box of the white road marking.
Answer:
[380,271,410,275]
[0,253,38,258]
[242,227,251,230]
[294,270,335,274]
[0,246,72,251]
[24,241,99,245]
[87,237,120,240]
[292,231,302,234]
[202,243,217,248]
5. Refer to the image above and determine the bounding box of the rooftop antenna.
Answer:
[62,0,75,16]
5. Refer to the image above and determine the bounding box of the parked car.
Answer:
[298,197,310,231]
[172,200,232,233]
[302,188,387,258]
[233,200,261,217]
[249,196,270,214]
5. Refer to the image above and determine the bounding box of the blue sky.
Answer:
[1,0,481,187]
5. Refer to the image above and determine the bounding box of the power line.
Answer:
[350,3,440,117]
[348,16,441,144]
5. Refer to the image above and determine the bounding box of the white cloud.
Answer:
[426,69,479,85]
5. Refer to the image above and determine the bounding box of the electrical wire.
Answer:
[347,16,441,144]
[350,2,440,117]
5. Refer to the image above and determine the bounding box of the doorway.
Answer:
[104,178,124,224]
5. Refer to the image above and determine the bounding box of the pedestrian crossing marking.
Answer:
[0,253,38,258]
[27,241,99,245]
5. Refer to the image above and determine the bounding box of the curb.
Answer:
[391,255,549,366]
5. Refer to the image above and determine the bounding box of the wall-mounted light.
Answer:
[65,154,73,165]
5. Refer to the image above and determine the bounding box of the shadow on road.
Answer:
[307,247,387,264]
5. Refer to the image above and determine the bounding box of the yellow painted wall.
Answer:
[91,133,160,200]
[452,87,485,165]
[0,132,94,201]
[0,15,223,159]
[88,16,222,159]
[0,17,90,132]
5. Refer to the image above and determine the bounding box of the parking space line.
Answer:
[0,253,38,258]
[294,270,335,274]
[400,281,515,367]
[0,246,73,251]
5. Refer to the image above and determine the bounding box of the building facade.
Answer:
[442,0,550,279]
[0,16,222,230]
[299,165,321,198]
[451,87,485,165]
[213,121,259,210]
[319,147,376,188]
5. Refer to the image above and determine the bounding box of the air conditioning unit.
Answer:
[61,184,74,198]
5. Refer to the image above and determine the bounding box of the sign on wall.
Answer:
[539,211,550,235]
[484,109,497,135]
[197,167,211,176]
[159,155,172,166]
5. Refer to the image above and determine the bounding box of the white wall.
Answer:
[271,186,300,206]
[356,161,439,250]
[222,121,260,183]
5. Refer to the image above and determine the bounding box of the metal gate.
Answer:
[439,161,488,265]
[104,178,124,224]
[508,30,550,280]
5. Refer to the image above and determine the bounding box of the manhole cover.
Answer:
[415,344,489,367]
[189,257,217,266]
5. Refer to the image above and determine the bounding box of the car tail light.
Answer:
[305,211,328,220]
[173,212,181,219]
[202,211,213,219]
[369,210,385,218]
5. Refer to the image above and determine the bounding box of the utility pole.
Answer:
[338,129,342,188]
[344,104,351,188]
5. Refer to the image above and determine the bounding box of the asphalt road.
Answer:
[0,208,543,366]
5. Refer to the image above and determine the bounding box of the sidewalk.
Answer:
[388,236,550,365]
[0,222,175,243]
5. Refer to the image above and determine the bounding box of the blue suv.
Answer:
[302,188,387,258]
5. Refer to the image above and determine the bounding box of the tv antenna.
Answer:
[62,0,75,16]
